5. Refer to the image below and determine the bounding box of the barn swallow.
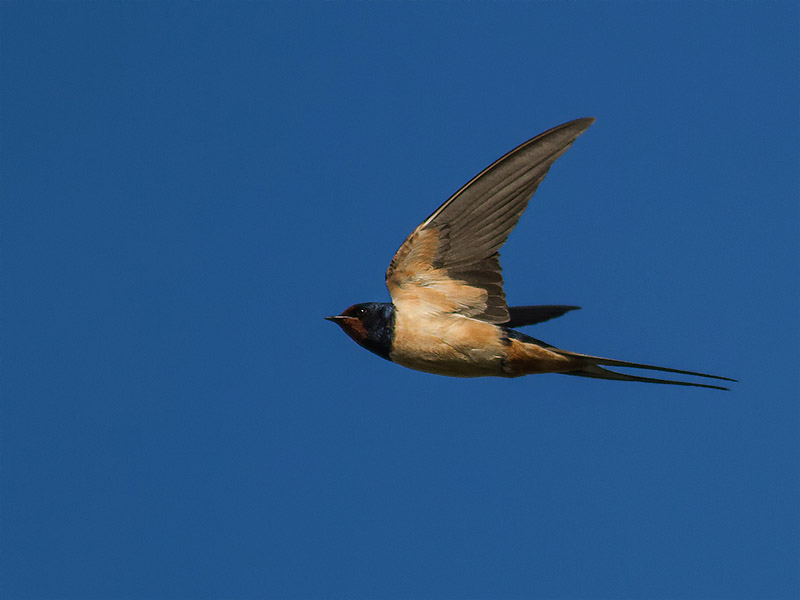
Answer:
[327,118,735,390]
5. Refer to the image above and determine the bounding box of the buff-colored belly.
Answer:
[389,311,506,377]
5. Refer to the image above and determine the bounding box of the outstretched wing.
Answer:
[385,118,594,323]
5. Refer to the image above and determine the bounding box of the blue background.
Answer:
[3,2,799,598]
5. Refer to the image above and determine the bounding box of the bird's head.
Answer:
[325,302,395,360]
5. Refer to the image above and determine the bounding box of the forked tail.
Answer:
[556,349,736,391]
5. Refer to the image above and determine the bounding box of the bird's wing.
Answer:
[504,305,581,328]
[385,118,594,323]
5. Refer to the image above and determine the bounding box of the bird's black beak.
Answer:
[325,315,346,322]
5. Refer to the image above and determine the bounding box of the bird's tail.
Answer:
[555,349,736,391]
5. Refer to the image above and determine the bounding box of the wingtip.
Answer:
[552,117,595,139]
[571,116,596,129]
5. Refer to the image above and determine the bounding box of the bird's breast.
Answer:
[389,308,507,377]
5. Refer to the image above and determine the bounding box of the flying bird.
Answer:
[327,118,734,390]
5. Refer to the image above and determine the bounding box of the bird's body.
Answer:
[327,118,735,390]
[391,307,579,378]
[392,310,509,378]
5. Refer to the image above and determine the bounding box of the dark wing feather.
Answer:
[386,118,595,322]
[504,305,581,327]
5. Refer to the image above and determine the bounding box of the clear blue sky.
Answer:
[2,2,799,599]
